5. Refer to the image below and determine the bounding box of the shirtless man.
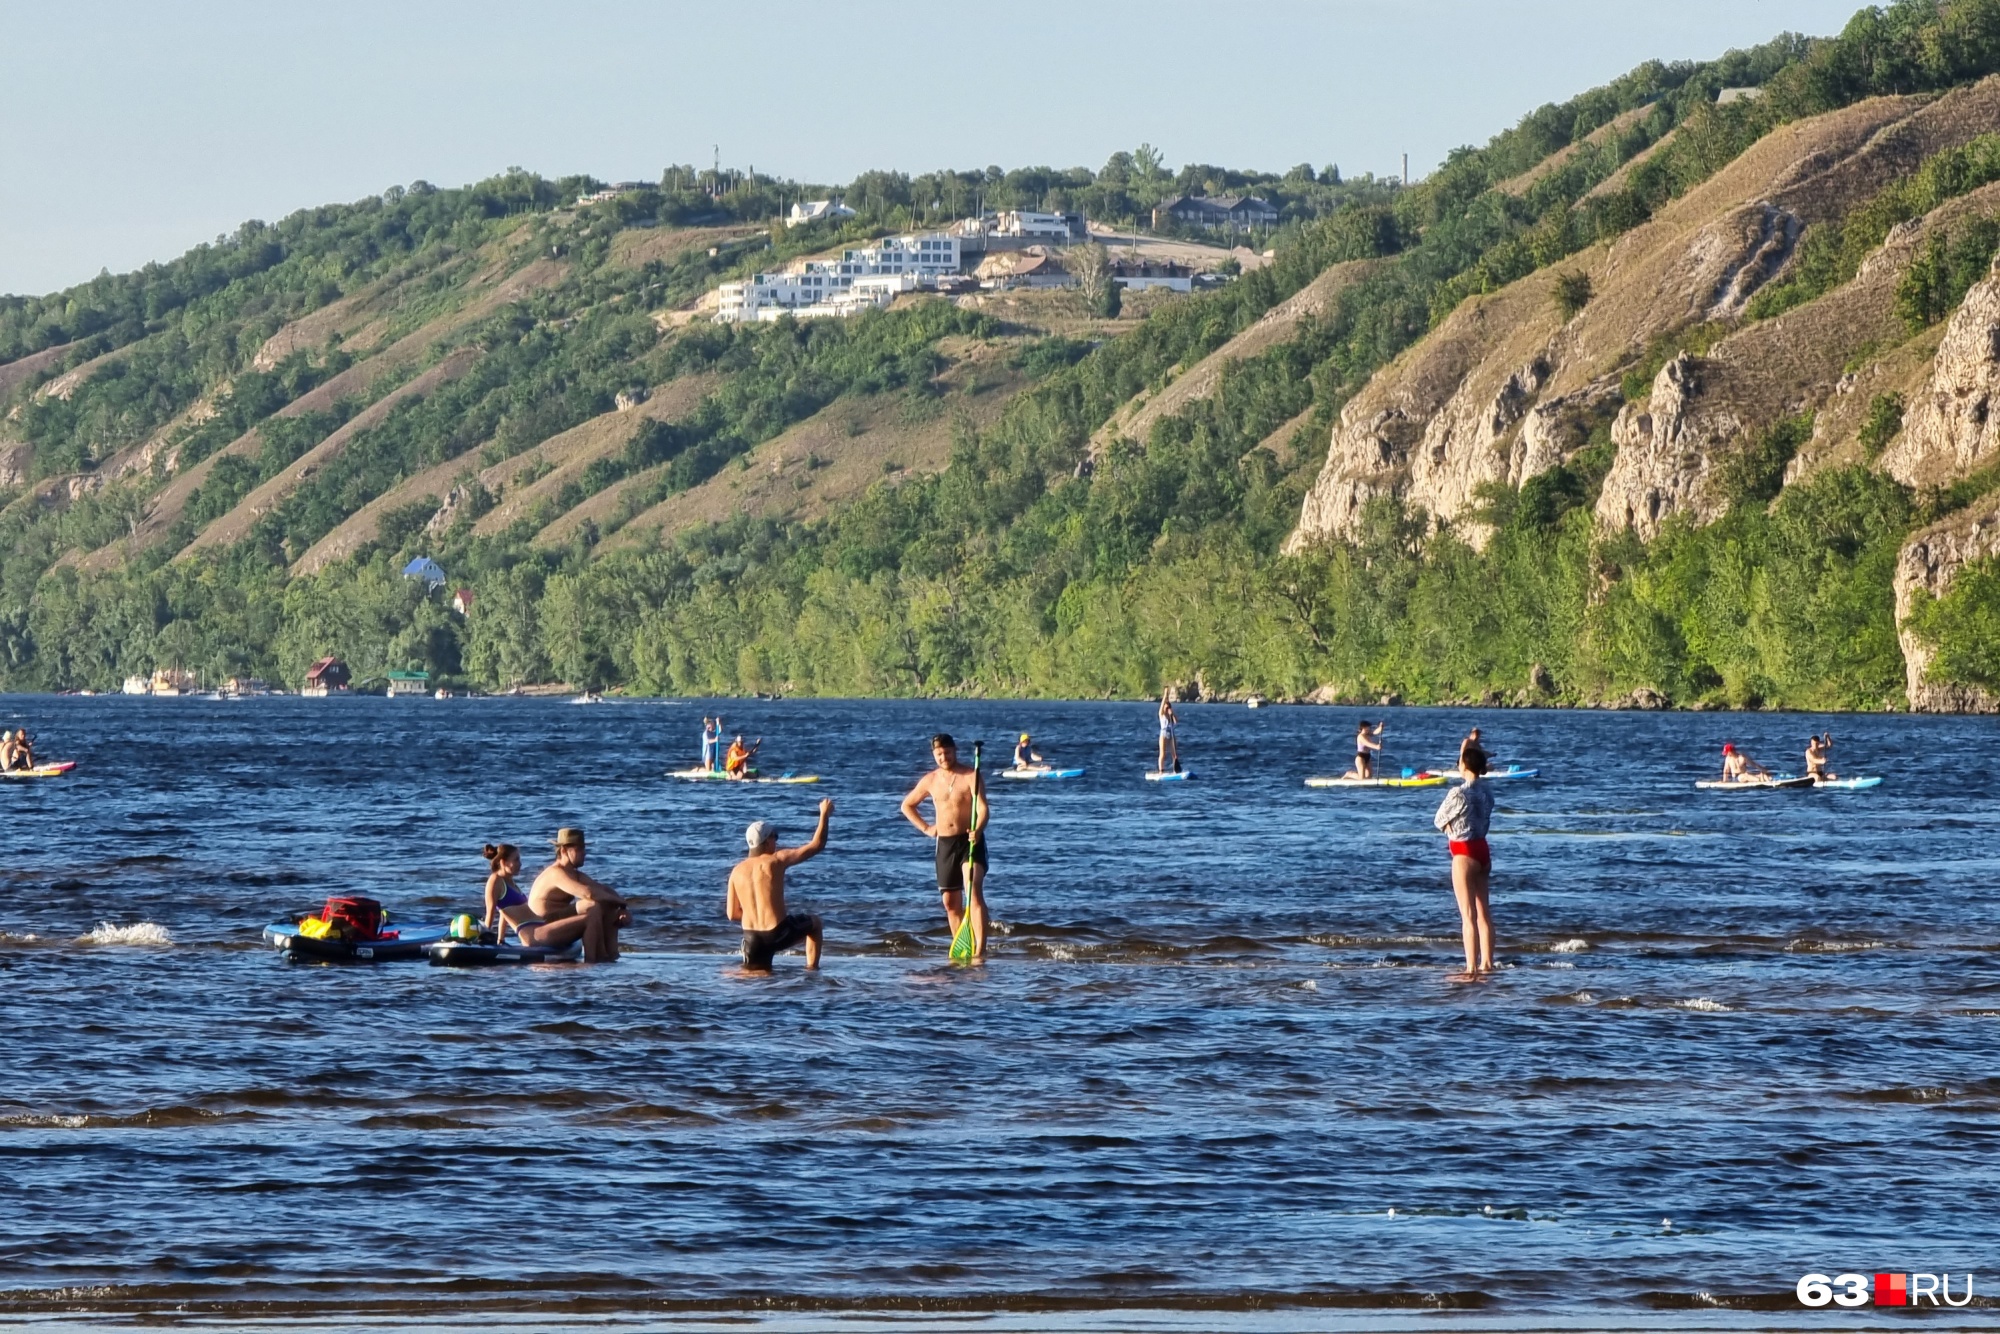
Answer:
[900,733,989,959]
[726,801,831,971]
[0,730,15,772]
[1805,731,1835,781]
[1719,742,1767,783]
[528,827,632,962]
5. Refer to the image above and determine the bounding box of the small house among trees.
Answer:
[303,657,351,696]
[1151,195,1279,231]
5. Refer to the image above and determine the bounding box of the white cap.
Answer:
[745,821,775,850]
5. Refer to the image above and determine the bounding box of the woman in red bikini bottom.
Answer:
[1432,742,1496,977]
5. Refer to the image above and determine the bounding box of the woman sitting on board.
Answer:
[1346,721,1384,780]
[1014,734,1043,770]
[724,735,762,779]
[1433,744,1497,978]
[482,843,533,944]
[2,729,33,772]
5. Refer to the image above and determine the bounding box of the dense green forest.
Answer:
[8,0,2000,705]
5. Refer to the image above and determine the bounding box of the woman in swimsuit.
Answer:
[1157,689,1180,774]
[1350,720,1384,779]
[482,843,543,945]
[1433,745,1496,977]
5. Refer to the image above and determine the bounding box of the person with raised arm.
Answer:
[727,800,831,971]
[1434,744,1497,978]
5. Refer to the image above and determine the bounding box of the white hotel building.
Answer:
[716,233,961,322]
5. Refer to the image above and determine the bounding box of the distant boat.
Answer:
[1246,694,1267,709]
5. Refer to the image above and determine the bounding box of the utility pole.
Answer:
[1402,153,1409,186]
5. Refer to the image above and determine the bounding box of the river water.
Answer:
[1,697,1996,1328]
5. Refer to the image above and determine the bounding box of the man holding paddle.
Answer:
[900,732,990,960]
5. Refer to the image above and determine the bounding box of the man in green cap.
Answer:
[528,826,632,962]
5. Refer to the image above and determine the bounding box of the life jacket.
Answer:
[314,895,385,941]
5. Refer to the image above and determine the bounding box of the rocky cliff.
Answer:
[1290,79,2000,552]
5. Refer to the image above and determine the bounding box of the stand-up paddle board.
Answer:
[950,741,985,962]
[667,767,820,784]
[1812,775,1883,790]
[428,939,584,966]
[1306,773,1444,788]
[1,761,76,779]
[1145,770,1192,782]
[1694,775,1814,790]
[263,921,446,963]
[998,766,1085,780]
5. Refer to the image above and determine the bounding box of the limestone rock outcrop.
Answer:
[1893,492,2000,711]
[1880,256,2000,487]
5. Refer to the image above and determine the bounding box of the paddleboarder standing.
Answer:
[1157,688,1181,774]
[900,733,989,959]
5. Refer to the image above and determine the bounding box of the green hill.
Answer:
[10,0,2000,709]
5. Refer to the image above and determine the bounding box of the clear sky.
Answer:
[2,0,1866,298]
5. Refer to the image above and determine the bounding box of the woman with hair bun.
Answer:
[481,843,531,943]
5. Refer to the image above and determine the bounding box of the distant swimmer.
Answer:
[1433,744,1497,978]
[702,716,723,772]
[1805,731,1835,781]
[1719,742,1768,783]
[1347,720,1385,779]
[900,732,990,959]
[528,827,632,962]
[727,801,831,972]
[1014,733,1043,769]
[1157,688,1181,774]
[723,734,762,779]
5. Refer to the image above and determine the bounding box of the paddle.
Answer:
[950,740,983,962]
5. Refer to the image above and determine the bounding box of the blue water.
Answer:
[2,697,1997,1326]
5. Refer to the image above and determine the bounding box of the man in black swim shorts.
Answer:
[726,802,830,971]
[899,732,990,958]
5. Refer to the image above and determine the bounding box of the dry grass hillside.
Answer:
[1290,80,2000,551]
[1090,258,1387,455]
[595,350,1028,556]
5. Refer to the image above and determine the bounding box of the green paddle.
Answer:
[949,740,983,962]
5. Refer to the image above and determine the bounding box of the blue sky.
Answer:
[2,0,1865,297]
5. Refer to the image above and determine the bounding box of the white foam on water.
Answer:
[0,930,42,944]
[1299,979,1318,991]
[1677,997,1732,1012]
[1550,938,1590,953]
[1043,944,1077,961]
[76,922,173,947]
[1,1114,87,1128]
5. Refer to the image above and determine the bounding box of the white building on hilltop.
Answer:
[788,198,856,225]
[717,232,960,322]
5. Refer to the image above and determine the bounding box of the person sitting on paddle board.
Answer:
[484,852,540,944]
[1346,721,1385,780]
[3,728,33,772]
[1719,742,1767,783]
[1433,744,1497,978]
[1157,689,1180,774]
[0,730,16,772]
[900,733,990,959]
[1805,731,1835,781]
[702,716,723,773]
[727,801,831,972]
[527,827,632,962]
[1013,733,1043,770]
[723,734,761,780]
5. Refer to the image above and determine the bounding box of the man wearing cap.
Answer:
[727,799,830,971]
[529,827,632,962]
